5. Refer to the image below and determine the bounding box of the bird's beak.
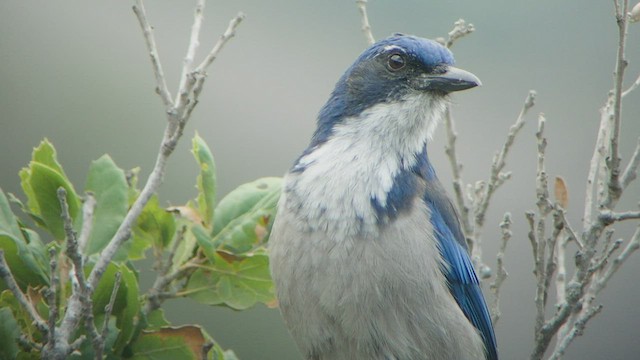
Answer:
[413,66,481,93]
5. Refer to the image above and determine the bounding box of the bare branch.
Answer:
[0,250,48,334]
[195,12,245,74]
[621,137,640,189]
[143,226,189,316]
[490,212,511,325]
[475,91,536,229]
[594,225,640,293]
[599,209,640,224]
[45,248,58,351]
[444,108,472,238]
[132,0,173,107]
[96,271,122,360]
[57,188,102,357]
[445,19,475,48]
[583,95,613,230]
[49,2,245,357]
[355,0,375,45]
[621,72,640,97]
[201,342,215,360]
[549,304,604,360]
[77,193,96,255]
[176,0,206,108]
[602,0,630,208]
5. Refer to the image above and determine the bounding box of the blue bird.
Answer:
[269,34,498,360]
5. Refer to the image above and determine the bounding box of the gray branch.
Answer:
[355,0,375,45]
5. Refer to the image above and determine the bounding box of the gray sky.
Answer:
[1,1,639,359]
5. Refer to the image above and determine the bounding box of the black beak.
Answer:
[413,66,481,93]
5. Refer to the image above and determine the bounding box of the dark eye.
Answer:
[387,54,406,71]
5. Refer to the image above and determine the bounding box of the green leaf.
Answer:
[130,196,175,257]
[0,189,49,288]
[0,188,23,240]
[129,326,213,360]
[19,141,80,240]
[211,177,281,253]
[191,225,216,261]
[91,263,140,354]
[183,251,274,310]
[71,316,119,360]
[192,133,217,227]
[146,309,170,331]
[32,138,66,175]
[0,307,20,360]
[84,155,128,255]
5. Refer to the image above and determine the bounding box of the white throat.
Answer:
[282,93,448,238]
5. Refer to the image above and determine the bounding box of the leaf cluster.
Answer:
[0,134,281,359]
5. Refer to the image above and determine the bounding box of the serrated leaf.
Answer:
[211,177,281,253]
[182,251,274,310]
[19,140,80,240]
[84,155,128,255]
[20,164,80,240]
[192,133,217,227]
[0,307,20,360]
[129,326,213,360]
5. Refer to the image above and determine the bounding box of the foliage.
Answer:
[0,135,281,359]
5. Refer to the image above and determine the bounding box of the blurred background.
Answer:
[1,1,639,359]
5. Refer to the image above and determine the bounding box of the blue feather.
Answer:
[420,152,499,360]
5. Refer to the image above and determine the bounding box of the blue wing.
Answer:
[420,160,498,360]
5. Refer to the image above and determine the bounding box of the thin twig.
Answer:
[475,91,536,228]
[549,304,604,360]
[602,0,630,208]
[621,137,640,189]
[355,0,375,45]
[445,19,475,49]
[51,2,245,357]
[194,13,245,74]
[201,342,215,360]
[444,107,472,238]
[532,114,551,338]
[599,209,640,224]
[490,212,511,325]
[594,225,640,293]
[58,188,102,357]
[143,226,188,316]
[77,193,96,255]
[132,0,173,107]
[621,72,640,97]
[583,95,613,230]
[96,272,122,360]
[176,0,207,107]
[0,250,48,334]
[46,248,59,351]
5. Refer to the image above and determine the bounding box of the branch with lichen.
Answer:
[529,2,640,358]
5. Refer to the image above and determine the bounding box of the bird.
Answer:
[269,34,498,360]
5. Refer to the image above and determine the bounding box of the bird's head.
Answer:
[311,34,480,146]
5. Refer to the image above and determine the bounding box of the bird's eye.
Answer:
[387,54,406,71]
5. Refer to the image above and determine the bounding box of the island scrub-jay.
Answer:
[269,34,498,360]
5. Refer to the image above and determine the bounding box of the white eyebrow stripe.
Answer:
[383,45,403,52]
